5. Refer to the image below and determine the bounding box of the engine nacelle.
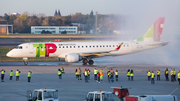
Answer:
[65,54,81,63]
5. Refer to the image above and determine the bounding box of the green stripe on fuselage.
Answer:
[33,44,45,57]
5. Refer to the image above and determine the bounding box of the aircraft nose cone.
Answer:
[6,51,13,57]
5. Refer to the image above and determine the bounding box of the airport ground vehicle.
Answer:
[27,88,59,101]
[85,87,178,101]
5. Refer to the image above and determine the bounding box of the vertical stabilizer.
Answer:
[136,17,165,42]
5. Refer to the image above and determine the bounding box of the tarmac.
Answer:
[0,64,180,101]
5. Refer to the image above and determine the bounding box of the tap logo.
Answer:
[33,43,57,57]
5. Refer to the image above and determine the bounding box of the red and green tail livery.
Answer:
[136,17,165,42]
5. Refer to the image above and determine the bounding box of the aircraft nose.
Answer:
[6,51,13,57]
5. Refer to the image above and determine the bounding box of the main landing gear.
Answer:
[82,58,94,65]
[23,58,28,65]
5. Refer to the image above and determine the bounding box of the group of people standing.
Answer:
[147,68,180,85]
[1,69,32,82]
[126,69,134,81]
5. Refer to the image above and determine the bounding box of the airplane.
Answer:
[6,17,169,65]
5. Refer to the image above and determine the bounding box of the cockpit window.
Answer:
[14,46,23,49]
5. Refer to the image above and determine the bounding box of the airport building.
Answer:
[31,26,78,34]
[0,20,13,34]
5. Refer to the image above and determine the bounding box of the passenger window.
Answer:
[66,46,68,48]
[113,45,115,47]
[86,46,87,48]
[106,45,108,47]
[70,46,72,48]
[89,46,91,48]
[100,45,102,47]
[103,45,105,47]
[109,45,111,47]
[123,45,125,47]
[97,45,98,47]
[63,46,64,48]
[82,46,83,48]
[37,47,39,49]
[74,46,75,48]
[45,47,46,49]
[93,46,95,48]
[59,46,61,48]
[127,45,129,47]
[78,46,80,48]
[116,45,118,47]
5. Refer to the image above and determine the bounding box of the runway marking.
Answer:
[169,87,179,95]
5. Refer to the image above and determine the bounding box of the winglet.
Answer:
[111,42,123,52]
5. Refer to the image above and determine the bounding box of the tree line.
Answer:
[3,11,126,34]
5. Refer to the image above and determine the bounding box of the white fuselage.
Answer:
[6,41,164,60]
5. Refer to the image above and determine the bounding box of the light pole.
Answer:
[95,12,98,34]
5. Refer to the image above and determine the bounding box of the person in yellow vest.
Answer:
[99,69,104,81]
[58,69,62,79]
[61,67,65,74]
[75,69,78,79]
[28,70,32,82]
[156,69,160,81]
[151,71,155,84]
[87,69,91,80]
[94,68,98,80]
[115,69,118,81]
[147,70,151,81]
[78,68,82,80]
[130,70,134,81]
[84,69,88,82]
[178,70,180,85]
[1,69,5,82]
[170,69,174,82]
[16,69,21,82]
[9,70,13,80]
[127,69,130,81]
[107,70,111,82]
[174,69,176,81]
[164,68,169,81]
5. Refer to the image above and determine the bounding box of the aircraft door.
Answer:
[29,44,34,54]
[131,41,136,51]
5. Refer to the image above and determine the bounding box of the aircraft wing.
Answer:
[79,42,123,58]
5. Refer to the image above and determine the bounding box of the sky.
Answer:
[0,0,179,16]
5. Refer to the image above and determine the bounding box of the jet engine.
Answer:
[65,54,81,63]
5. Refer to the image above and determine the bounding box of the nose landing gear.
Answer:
[23,58,28,65]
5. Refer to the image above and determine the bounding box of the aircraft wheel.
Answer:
[83,59,88,65]
[89,60,94,65]
[24,62,28,65]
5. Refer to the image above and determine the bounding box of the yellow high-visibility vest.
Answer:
[16,71,20,76]
[130,73,134,76]
[58,71,62,75]
[28,72,31,77]
[115,71,118,75]
[178,73,180,79]
[147,72,151,76]
[85,71,88,76]
[174,71,176,75]
[10,72,13,76]
[151,73,155,78]
[1,71,4,74]
[170,71,174,75]
[127,72,130,76]
[157,71,160,75]
[94,69,98,74]
[166,70,169,74]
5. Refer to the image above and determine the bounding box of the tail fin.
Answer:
[136,17,165,42]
